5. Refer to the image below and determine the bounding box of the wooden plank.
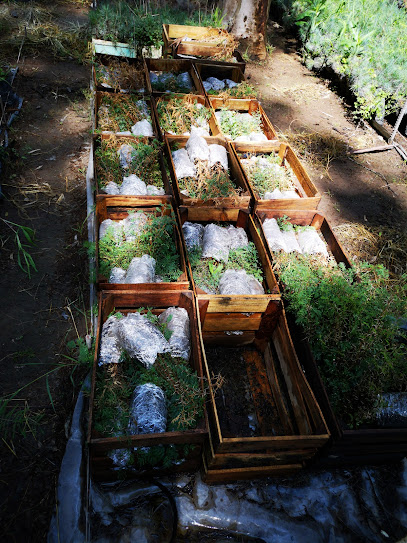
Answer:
[203,463,303,483]
[218,435,330,453]
[202,331,256,346]
[206,450,316,469]
[203,295,278,313]
[203,312,262,331]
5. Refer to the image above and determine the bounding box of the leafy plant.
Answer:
[1,219,37,278]
[208,81,258,99]
[97,94,151,132]
[217,108,263,139]
[240,152,297,197]
[156,95,211,135]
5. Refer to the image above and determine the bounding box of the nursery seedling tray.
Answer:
[93,133,172,206]
[152,93,220,140]
[144,58,205,96]
[165,135,251,209]
[95,199,189,291]
[232,141,321,211]
[197,302,330,483]
[92,54,147,94]
[94,91,159,136]
[178,206,281,342]
[194,63,250,99]
[209,97,277,142]
[88,290,208,481]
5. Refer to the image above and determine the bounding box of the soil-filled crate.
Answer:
[165,135,251,209]
[92,54,147,93]
[152,93,220,140]
[194,62,256,100]
[95,199,189,291]
[163,24,238,60]
[231,141,321,211]
[144,58,204,96]
[209,97,277,143]
[256,210,407,465]
[94,91,158,137]
[94,133,172,204]
[178,206,281,340]
[88,290,208,481]
[189,51,246,73]
[197,301,330,483]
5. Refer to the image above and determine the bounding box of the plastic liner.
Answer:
[262,218,288,253]
[375,393,407,427]
[206,77,225,91]
[104,181,120,195]
[226,225,249,250]
[99,315,122,366]
[124,254,156,283]
[182,221,204,251]
[177,72,194,91]
[190,125,210,137]
[147,185,165,195]
[297,228,328,257]
[203,81,212,92]
[136,99,149,118]
[209,144,228,170]
[281,229,302,253]
[118,143,135,169]
[120,174,147,195]
[185,134,210,163]
[172,148,196,179]
[224,78,238,88]
[109,267,126,283]
[131,119,154,137]
[202,223,231,262]
[218,269,264,295]
[122,212,147,241]
[149,71,159,85]
[159,307,191,361]
[129,383,167,435]
[99,218,115,239]
[117,312,170,369]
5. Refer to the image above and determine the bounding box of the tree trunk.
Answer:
[222,0,271,60]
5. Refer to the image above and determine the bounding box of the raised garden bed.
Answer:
[95,199,189,291]
[93,133,172,204]
[179,206,281,343]
[144,58,204,95]
[153,93,219,139]
[92,54,146,93]
[194,62,256,99]
[88,290,208,481]
[198,302,330,483]
[232,142,321,211]
[94,91,158,136]
[165,135,251,208]
[210,97,277,142]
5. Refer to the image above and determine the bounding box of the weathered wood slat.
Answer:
[203,460,303,483]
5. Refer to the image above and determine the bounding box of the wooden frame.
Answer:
[163,24,234,57]
[198,300,330,483]
[231,141,321,211]
[165,135,251,209]
[209,97,277,142]
[94,91,159,136]
[144,58,205,96]
[194,62,250,100]
[151,93,220,140]
[92,54,146,93]
[95,199,189,291]
[88,290,208,481]
[93,133,173,205]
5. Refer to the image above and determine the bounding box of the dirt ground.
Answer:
[0,6,407,542]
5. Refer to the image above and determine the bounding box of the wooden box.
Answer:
[95,199,189,291]
[198,302,330,483]
[190,52,246,73]
[92,54,146,93]
[88,290,208,481]
[232,141,321,211]
[178,206,281,342]
[165,135,251,209]
[93,133,172,205]
[209,97,277,142]
[194,62,252,99]
[94,91,159,136]
[152,93,220,140]
[163,24,233,57]
[144,58,205,95]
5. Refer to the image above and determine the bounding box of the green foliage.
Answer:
[156,95,211,134]
[0,219,37,278]
[99,209,182,282]
[277,0,407,118]
[217,109,263,139]
[240,153,296,198]
[278,255,407,427]
[179,162,240,201]
[98,94,150,132]
[208,81,258,99]
[0,397,43,446]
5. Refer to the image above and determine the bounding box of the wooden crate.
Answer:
[231,141,321,211]
[144,58,205,96]
[152,93,220,140]
[92,54,146,93]
[95,198,189,291]
[255,209,352,270]
[94,91,159,136]
[190,52,246,73]
[88,290,208,481]
[194,62,251,100]
[163,24,234,57]
[93,133,172,205]
[165,135,251,209]
[178,206,281,342]
[209,97,277,142]
[198,301,330,483]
